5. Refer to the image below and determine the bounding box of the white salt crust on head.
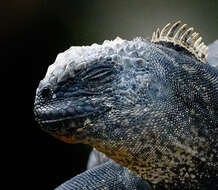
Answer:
[42,37,126,85]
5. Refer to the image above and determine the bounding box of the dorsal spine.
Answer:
[151,21,208,63]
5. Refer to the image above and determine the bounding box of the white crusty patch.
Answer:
[42,37,126,85]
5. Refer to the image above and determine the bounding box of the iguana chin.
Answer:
[34,21,218,190]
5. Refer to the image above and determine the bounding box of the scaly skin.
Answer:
[34,22,218,189]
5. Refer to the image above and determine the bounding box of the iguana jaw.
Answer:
[34,93,111,144]
[35,117,84,143]
[51,134,82,144]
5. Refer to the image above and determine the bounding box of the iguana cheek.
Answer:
[51,134,83,144]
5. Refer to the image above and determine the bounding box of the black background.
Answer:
[1,0,217,189]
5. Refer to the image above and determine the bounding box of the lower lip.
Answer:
[51,134,78,144]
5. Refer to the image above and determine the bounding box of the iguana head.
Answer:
[34,22,218,189]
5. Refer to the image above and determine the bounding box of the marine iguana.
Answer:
[33,21,218,190]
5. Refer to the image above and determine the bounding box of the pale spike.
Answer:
[192,32,199,41]
[191,33,200,46]
[174,24,187,42]
[180,27,194,45]
[192,36,201,52]
[156,28,160,40]
[151,21,208,63]
[152,31,156,42]
[187,32,197,43]
[200,45,207,54]
[203,47,208,59]
[191,32,197,37]
[160,23,171,39]
[167,21,181,38]
[194,37,202,48]
[186,32,198,47]
[204,47,208,56]
[198,42,204,50]
[197,43,205,56]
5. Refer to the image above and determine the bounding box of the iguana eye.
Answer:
[40,87,53,100]
[83,64,114,82]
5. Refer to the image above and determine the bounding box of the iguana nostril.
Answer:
[40,87,53,100]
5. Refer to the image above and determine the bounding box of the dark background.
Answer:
[1,0,217,189]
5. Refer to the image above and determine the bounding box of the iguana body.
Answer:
[34,21,218,190]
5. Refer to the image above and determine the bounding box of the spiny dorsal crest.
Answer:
[151,21,208,63]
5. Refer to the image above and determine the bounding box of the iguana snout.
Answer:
[34,81,110,143]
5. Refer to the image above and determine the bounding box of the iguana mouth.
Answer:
[34,99,111,141]
[38,118,75,132]
[34,104,88,134]
[41,119,85,144]
[35,114,88,144]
